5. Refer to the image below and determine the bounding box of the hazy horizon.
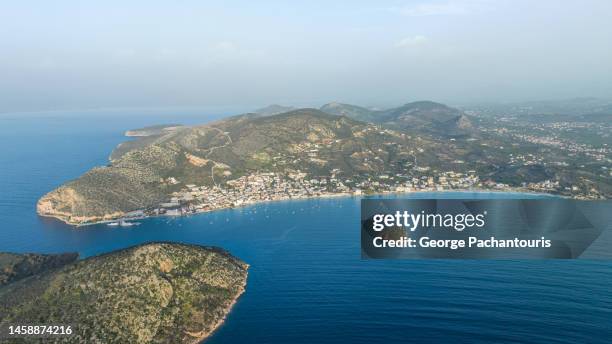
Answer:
[2,0,612,113]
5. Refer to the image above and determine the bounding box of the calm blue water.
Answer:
[0,111,611,343]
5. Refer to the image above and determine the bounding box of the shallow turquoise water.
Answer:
[1,111,610,343]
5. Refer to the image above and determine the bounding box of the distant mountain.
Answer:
[252,101,474,137]
[0,243,248,344]
[254,104,296,116]
[319,102,375,122]
[125,124,183,137]
[376,101,473,136]
[320,100,473,137]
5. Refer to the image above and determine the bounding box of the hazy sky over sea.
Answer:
[1,0,611,112]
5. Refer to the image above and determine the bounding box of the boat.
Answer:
[119,220,140,227]
[107,222,119,227]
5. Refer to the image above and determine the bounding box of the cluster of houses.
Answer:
[150,172,352,216]
[147,169,488,218]
[140,162,605,220]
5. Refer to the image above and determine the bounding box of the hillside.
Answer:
[254,104,296,116]
[377,101,473,136]
[0,252,78,286]
[0,242,248,344]
[319,102,375,122]
[320,100,473,137]
[37,109,460,224]
[36,107,609,225]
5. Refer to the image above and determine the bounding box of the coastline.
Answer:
[38,187,561,228]
[187,270,248,344]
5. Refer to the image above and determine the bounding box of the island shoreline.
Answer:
[190,278,247,344]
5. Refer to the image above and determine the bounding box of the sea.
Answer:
[0,110,610,343]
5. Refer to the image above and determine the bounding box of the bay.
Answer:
[1,111,610,343]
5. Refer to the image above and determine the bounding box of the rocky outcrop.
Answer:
[37,186,126,225]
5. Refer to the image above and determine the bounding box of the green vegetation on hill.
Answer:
[0,242,248,344]
[253,104,296,116]
[320,100,473,137]
[0,252,78,286]
[37,103,610,225]
[39,109,445,224]
[320,102,375,122]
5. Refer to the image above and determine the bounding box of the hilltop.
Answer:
[320,100,473,137]
[0,242,248,344]
[319,102,375,122]
[253,104,296,116]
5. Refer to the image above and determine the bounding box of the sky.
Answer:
[1,0,611,113]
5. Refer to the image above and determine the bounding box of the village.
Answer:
[125,166,600,222]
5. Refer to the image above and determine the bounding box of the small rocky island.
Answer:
[0,242,248,343]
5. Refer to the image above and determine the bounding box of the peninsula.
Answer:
[0,242,248,344]
[37,102,610,226]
